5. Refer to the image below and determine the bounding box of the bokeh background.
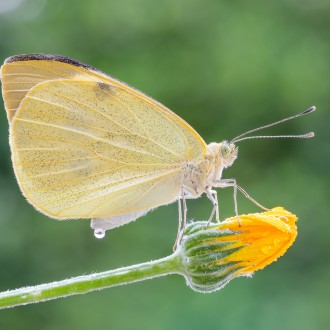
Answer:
[0,0,329,329]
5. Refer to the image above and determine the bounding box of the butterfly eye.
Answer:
[221,144,230,158]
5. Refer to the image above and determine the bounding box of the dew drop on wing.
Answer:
[94,228,106,239]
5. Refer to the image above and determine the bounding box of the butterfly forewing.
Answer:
[2,54,205,131]
[1,56,107,121]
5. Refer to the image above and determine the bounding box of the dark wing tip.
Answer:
[4,54,98,72]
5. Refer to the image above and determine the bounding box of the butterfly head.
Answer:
[220,141,238,168]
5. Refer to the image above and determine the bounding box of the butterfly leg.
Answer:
[206,188,219,225]
[178,195,183,233]
[173,198,183,251]
[213,179,269,224]
[211,190,219,222]
[173,188,188,251]
[235,184,269,211]
[212,178,240,224]
[182,188,188,229]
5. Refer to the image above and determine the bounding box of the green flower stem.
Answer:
[0,250,184,310]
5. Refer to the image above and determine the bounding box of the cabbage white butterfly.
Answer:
[1,54,315,238]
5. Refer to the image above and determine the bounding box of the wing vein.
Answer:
[89,172,177,216]
[3,72,49,78]
[13,132,91,148]
[21,104,137,137]
[38,85,148,138]
[5,89,30,93]
[15,62,84,80]
[19,156,100,166]
[55,169,180,215]
[111,89,191,159]
[110,91,182,158]
[16,118,164,159]
[31,165,129,192]
[29,165,90,178]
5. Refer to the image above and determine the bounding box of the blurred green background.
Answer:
[0,0,329,329]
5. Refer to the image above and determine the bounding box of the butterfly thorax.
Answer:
[182,142,223,197]
[182,141,238,197]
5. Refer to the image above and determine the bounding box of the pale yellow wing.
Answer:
[1,54,200,125]
[7,70,206,218]
[1,54,106,121]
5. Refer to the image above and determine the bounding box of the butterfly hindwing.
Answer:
[9,78,205,218]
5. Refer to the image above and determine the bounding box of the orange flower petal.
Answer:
[217,207,297,274]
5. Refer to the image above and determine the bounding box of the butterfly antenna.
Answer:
[231,106,316,143]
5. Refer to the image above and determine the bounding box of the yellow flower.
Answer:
[179,207,297,292]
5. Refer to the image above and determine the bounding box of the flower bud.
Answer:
[178,207,297,293]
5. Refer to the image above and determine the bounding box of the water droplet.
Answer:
[279,216,288,223]
[273,237,282,247]
[261,245,272,255]
[94,228,105,239]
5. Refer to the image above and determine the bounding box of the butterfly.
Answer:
[1,54,315,238]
